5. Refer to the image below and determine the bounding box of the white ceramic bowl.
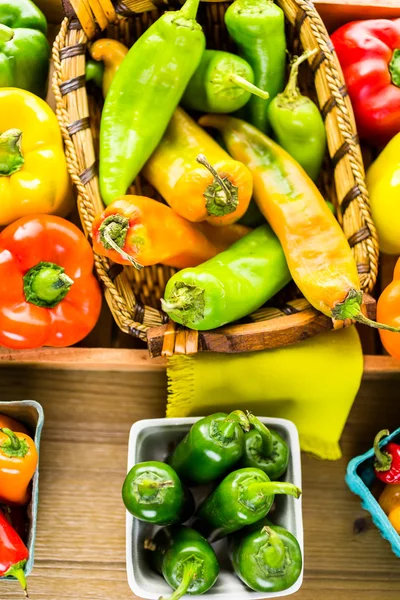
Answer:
[126,416,303,599]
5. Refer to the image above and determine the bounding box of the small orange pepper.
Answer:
[377,258,400,359]
[143,108,253,226]
[0,428,38,505]
[379,483,400,534]
[0,416,29,436]
[89,38,128,97]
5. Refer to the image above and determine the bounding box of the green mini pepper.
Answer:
[85,58,104,89]
[148,526,219,600]
[230,521,302,592]
[122,461,194,526]
[0,0,50,98]
[181,49,269,114]
[195,467,301,541]
[225,0,286,133]
[99,0,205,205]
[268,50,326,181]
[240,414,289,480]
[168,411,250,485]
[161,224,291,331]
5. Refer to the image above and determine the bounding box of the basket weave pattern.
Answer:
[52,0,379,350]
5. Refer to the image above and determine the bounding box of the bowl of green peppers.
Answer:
[124,412,303,599]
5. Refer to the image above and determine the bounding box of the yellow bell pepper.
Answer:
[0,88,72,226]
[366,132,400,255]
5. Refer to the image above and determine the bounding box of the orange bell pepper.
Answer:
[379,483,400,534]
[0,416,29,436]
[0,428,38,505]
[143,108,253,226]
[377,258,400,359]
[92,195,220,269]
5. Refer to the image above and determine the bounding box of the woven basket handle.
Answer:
[62,0,117,38]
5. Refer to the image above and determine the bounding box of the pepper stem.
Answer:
[0,24,14,43]
[279,49,317,102]
[247,412,274,457]
[331,288,400,332]
[0,429,29,459]
[0,428,20,451]
[214,410,251,442]
[160,555,203,600]
[161,283,205,323]
[242,482,301,510]
[99,215,143,270]
[389,49,400,88]
[373,429,392,472]
[228,74,270,100]
[196,154,239,217]
[177,0,201,20]
[136,479,174,498]
[5,561,28,597]
[23,261,74,309]
[0,129,24,177]
[261,526,286,570]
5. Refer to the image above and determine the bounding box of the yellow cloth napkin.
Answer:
[167,326,363,460]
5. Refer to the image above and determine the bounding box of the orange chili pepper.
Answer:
[0,429,38,505]
[377,258,400,359]
[0,416,29,437]
[200,114,400,332]
[379,483,400,534]
[143,108,253,226]
[92,195,219,269]
[89,38,128,97]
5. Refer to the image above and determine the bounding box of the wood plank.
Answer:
[0,366,400,599]
[313,0,400,33]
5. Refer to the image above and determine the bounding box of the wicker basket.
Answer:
[53,0,379,357]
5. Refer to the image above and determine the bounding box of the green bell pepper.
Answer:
[229,520,302,592]
[0,0,50,98]
[168,411,250,485]
[240,414,289,480]
[122,461,194,526]
[195,467,301,541]
[161,224,291,331]
[148,526,219,600]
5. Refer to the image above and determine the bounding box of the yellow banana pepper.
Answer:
[366,132,400,255]
[89,39,128,97]
[0,88,72,226]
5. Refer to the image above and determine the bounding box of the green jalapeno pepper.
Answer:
[99,0,205,205]
[161,224,291,331]
[168,411,250,485]
[147,526,219,600]
[268,50,326,181]
[240,414,289,480]
[225,0,286,133]
[122,461,194,525]
[181,49,269,114]
[195,467,301,541]
[229,520,302,592]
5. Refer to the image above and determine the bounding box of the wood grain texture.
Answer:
[313,0,400,33]
[0,366,400,599]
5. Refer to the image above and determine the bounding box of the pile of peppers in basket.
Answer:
[88,0,400,336]
[0,413,38,596]
[122,411,302,599]
[372,430,400,535]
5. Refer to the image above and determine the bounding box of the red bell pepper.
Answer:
[331,19,400,145]
[0,508,29,596]
[0,215,102,349]
[374,430,400,484]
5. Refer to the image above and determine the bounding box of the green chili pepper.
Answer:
[195,467,301,541]
[99,0,205,205]
[85,58,104,89]
[225,0,286,133]
[168,411,250,485]
[268,50,326,181]
[122,461,194,525]
[161,224,291,330]
[148,526,219,600]
[240,414,289,480]
[181,49,269,114]
[0,0,50,98]
[229,520,302,592]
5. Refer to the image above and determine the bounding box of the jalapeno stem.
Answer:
[136,479,174,498]
[178,0,201,20]
[247,412,273,456]
[0,24,14,43]
[196,154,239,217]
[99,215,143,270]
[280,49,317,103]
[240,481,301,510]
[260,526,286,570]
[332,288,400,332]
[160,555,204,600]
[373,429,392,472]
[213,410,250,442]
[228,74,270,100]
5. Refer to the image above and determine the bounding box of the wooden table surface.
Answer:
[1,362,400,600]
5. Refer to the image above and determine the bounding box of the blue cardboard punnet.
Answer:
[346,427,400,558]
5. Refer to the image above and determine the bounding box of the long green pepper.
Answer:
[225,0,286,133]
[99,0,205,205]
[162,225,291,330]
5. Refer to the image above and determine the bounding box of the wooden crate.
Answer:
[1,0,399,373]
